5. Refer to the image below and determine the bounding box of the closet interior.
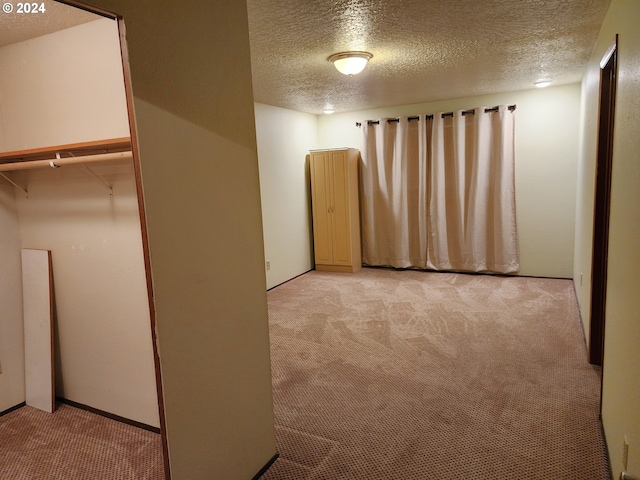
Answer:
[0,10,160,431]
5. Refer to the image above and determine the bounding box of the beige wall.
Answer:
[0,18,159,426]
[83,2,277,479]
[14,163,158,426]
[317,84,581,278]
[254,103,317,289]
[0,19,130,151]
[575,0,640,477]
[0,182,24,412]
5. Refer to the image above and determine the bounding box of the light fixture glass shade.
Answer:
[328,52,372,76]
[534,79,551,88]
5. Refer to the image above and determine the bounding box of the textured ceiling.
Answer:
[0,0,98,47]
[0,1,611,116]
[247,0,611,114]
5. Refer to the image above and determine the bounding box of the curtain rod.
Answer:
[0,151,133,172]
[355,104,516,127]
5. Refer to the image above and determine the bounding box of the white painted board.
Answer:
[22,249,55,413]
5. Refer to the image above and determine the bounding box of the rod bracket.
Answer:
[0,172,28,198]
[82,163,113,196]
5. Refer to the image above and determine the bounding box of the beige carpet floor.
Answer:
[0,403,164,480]
[261,268,610,479]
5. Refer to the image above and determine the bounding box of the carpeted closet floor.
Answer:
[0,403,164,480]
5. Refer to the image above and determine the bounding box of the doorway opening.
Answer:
[589,35,618,367]
[0,0,168,478]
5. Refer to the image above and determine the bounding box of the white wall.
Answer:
[0,18,159,426]
[317,84,581,278]
[0,182,24,413]
[254,103,317,289]
[575,0,640,477]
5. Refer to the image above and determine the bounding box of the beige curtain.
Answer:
[359,106,519,274]
[428,106,518,273]
[360,117,429,268]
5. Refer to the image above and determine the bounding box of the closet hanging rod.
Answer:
[0,151,133,172]
[0,137,131,161]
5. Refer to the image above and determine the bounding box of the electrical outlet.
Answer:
[266,261,271,271]
[623,436,629,471]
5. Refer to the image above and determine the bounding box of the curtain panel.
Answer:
[360,117,429,268]
[360,106,519,274]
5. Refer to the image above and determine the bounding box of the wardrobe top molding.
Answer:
[309,147,357,152]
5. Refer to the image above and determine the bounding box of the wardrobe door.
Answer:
[329,150,353,267]
[310,152,334,265]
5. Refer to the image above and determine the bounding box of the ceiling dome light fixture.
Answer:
[534,79,551,88]
[328,51,373,76]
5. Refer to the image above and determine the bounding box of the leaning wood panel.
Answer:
[22,249,55,413]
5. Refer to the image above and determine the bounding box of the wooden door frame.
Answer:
[55,1,170,478]
[589,35,618,367]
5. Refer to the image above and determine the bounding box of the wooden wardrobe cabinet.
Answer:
[309,148,362,273]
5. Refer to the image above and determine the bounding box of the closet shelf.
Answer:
[0,137,133,197]
[0,137,132,171]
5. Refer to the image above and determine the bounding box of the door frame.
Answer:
[589,35,618,368]
[56,1,170,478]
